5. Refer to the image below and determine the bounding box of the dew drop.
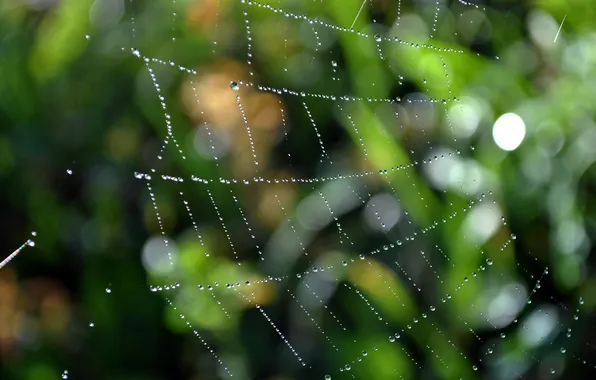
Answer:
[89,322,94,327]
[560,347,566,353]
[66,169,73,175]
[486,258,493,265]
[325,376,331,380]
[230,81,240,91]
[105,288,112,294]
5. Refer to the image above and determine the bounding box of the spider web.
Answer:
[111,0,592,379]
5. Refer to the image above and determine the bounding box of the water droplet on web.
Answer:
[374,34,382,42]
[331,60,338,67]
[27,240,35,247]
[362,350,367,356]
[66,169,72,175]
[389,335,396,343]
[560,347,566,353]
[550,368,556,375]
[230,81,239,91]
[325,375,331,380]
[579,297,584,305]
[511,233,517,240]
[486,258,493,265]
[105,288,112,294]
[31,231,36,236]
[62,370,68,379]
[500,332,506,338]
[89,322,94,327]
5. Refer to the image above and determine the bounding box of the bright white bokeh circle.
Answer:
[492,112,526,151]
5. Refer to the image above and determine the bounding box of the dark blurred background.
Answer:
[2,0,596,379]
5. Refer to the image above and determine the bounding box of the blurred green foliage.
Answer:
[2,0,596,379]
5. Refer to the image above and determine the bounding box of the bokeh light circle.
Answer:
[492,112,526,151]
